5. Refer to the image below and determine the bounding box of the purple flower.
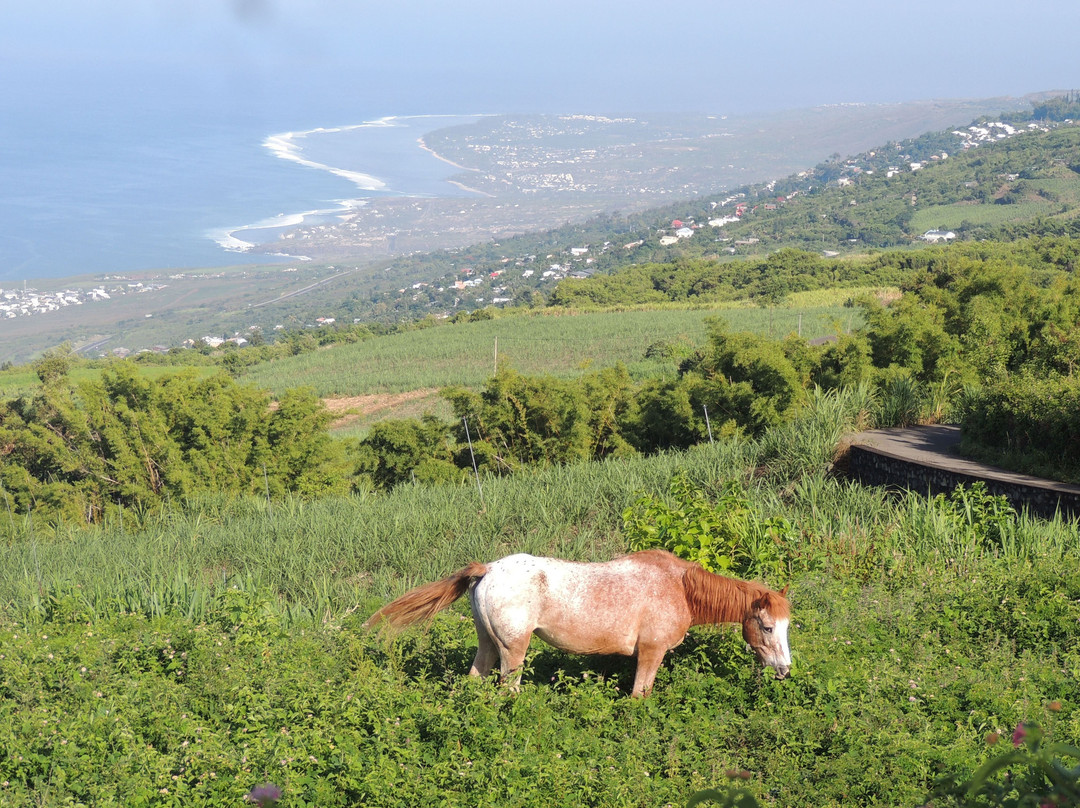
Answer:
[1011,723,1027,748]
[247,783,282,806]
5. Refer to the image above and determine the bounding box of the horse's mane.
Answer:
[681,562,789,626]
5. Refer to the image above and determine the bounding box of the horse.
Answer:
[365,549,791,697]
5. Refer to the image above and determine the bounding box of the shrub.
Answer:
[926,720,1080,807]
[961,373,1080,461]
[622,471,790,578]
[0,362,344,525]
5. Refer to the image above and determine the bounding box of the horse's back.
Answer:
[472,552,692,656]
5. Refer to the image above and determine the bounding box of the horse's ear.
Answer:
[751,592,777,612]
[780,585,789,598]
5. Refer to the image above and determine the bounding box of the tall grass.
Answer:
[240,305,860,398]
[876,374,923,427]
[5,397,1079,627]
[756,383,876,479]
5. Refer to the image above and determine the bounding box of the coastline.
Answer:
[264,128,389,192]
[416,136,495,198]
[211,199,371,253]
[213,113,496,257]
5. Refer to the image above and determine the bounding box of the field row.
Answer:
[241,303,865,399]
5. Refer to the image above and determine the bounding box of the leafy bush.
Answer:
[444,366,637,473]
[0,362,345,525]
[622,471,790,577]
[926,720,1080,807]
[354,415,463,490]
[960,373,1080,475]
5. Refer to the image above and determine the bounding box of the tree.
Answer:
[354,416,458,491]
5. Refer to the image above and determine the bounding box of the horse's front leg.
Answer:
[631,645,668,698]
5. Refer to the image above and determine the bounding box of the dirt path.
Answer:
[322,389,439,430]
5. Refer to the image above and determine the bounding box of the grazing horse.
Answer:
[366,549,791,697]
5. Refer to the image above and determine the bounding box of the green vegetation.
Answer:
[0,360,346,525]
[1004,90,1080,123]
[239,304,857,400]
[927,720,1080,807]
[3,412,1078,806]
[961,374,1080,483]
[547,238,1080,316]
[8,236,1079,517]
[342,240,1080,490]
[909,200,1058,232]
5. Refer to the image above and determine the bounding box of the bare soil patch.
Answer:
[322,388,440,430]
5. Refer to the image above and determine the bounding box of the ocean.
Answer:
[0,106,481,282]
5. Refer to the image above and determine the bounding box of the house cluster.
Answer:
[1,287,83,318]
[659,219,701,245]
[0,280,163,320]
[181,334,250,349]
[450,115,709,198]
[952,121,1048,150]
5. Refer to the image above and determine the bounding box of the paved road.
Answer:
[848,425,1080,496]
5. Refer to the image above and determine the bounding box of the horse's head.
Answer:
[741,588,791,679]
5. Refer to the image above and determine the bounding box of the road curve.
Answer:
[846,425,1080,518]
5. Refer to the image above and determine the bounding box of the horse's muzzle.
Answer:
[773,664,791,680]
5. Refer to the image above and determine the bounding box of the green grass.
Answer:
[241,304,861,398]
[909,201,1058,232]
[2,428,1079,807]
[0,362,220,400]
[0,366,41,399]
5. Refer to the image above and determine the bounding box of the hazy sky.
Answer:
[4,0,1079,126]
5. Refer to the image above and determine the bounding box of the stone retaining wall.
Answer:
[846,445,1080,520]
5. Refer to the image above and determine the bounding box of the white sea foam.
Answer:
[209,199,370,252]
[262,114,490,195]
[263,118,398,193]
[208,228,256,253]
[211,114,490,256]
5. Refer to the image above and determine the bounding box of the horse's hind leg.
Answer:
[497,633,531,691]
[469,614,499,679]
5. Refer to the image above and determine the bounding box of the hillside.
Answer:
[220,114,1080,330]
[4,402,1079,807]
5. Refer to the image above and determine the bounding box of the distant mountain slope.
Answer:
[681,122,1080,254]
[333,118,1080,319]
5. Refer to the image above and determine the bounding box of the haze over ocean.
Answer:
[2,0,1077,281]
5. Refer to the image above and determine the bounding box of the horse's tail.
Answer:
[364,562,488,630]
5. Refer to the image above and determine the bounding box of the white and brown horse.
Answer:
[366,549,791,697]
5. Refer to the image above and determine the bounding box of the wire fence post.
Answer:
[703,405,714,444]
[0,480,14,537]
[263,462,272,515]
[463,417,485,510]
